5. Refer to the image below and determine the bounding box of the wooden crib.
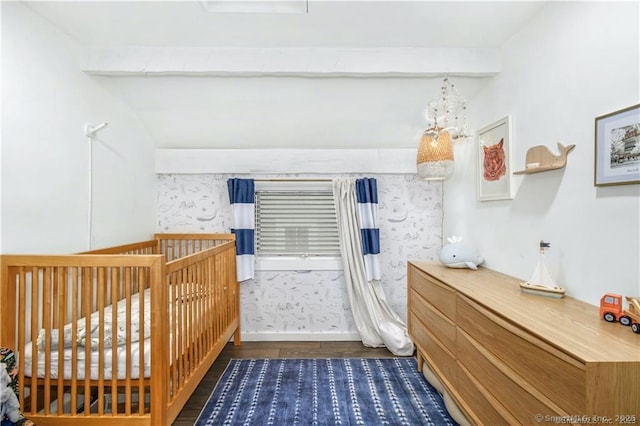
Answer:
[0,233,240,425]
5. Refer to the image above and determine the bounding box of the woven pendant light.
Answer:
[416,75,469,180]
[417,128,454,180]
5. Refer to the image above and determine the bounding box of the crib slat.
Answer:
[56,267,65,415]
[138,266,146,416]
[172,271,181,394]
[124,267,133,416]
[30,268,39,414]
[43,267,52,414]
[97,267,106,415]
[70,267,79,414]
[188,266,195,378]
[111,267,119,416]
[194,262,199,370]
[83,266,93,416]
[17,268,27,412]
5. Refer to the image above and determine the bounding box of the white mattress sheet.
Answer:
[23,287,199,380]
[22,338,151,380]
[36,288,153,351]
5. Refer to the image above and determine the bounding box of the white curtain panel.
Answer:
[332,178,414,356]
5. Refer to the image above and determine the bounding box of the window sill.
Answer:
[256,256,343,271]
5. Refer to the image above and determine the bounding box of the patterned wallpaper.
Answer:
[157,174,442,340]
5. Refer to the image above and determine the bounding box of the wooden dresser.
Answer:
[408,261,640,425]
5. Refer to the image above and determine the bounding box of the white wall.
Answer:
[445,1,640,305]
[4,0,636,310]
[1,2,157,253]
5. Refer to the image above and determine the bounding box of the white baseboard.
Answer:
[239,331,361,342]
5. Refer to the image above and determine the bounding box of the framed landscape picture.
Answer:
[594,104,640,186]
[477,116,513,201]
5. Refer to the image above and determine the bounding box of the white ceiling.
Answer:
[21,1,549,149]
[24,1,547,48]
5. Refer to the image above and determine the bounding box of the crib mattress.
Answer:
[23,286,196,380]
[22,339,151,380]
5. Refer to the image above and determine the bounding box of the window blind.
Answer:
[255,190,340,256]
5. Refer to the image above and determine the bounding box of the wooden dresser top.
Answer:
[409,261,640,363]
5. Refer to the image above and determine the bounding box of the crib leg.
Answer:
[233,327,241,346]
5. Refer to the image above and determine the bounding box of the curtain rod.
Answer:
[253,178,332,182]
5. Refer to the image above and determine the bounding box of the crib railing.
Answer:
[155,233,232,262]
[82,233,234,262]
[164,240,239,420]
[0,254,166,424]
[82,240,159,256]
[0,234,239,425]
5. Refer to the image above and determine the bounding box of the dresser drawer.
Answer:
[457,363,514,426]
[457,329,565,424]
[409,288,456,353]
[457,295,586,415]
[409,312,456,389]
[409,265,456,320]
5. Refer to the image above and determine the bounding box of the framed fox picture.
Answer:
[477,116,513,201]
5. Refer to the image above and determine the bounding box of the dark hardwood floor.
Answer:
[172,341,404,425]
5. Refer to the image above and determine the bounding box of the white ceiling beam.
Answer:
[155,148,417,174]
[199,0,308,14]
[83,47,500,77]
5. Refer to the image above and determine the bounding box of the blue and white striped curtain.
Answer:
[356,178,381,281]
[227,178,255,282]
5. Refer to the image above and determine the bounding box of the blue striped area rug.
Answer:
[195,358,457,425]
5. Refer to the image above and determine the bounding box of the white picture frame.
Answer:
[477,116,513,201]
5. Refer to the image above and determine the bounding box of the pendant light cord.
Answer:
[440,183,445,247]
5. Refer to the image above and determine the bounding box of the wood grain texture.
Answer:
[0,234,239,426]
[408,261,640,424]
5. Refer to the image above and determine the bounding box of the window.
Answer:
[255,181,340,261]
[604,296,618,305]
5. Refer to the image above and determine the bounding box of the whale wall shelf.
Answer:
[514,142,576,175]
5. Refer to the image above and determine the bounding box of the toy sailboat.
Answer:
[519,241,566,298]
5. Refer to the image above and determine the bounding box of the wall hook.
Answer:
[85,122,108,139]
